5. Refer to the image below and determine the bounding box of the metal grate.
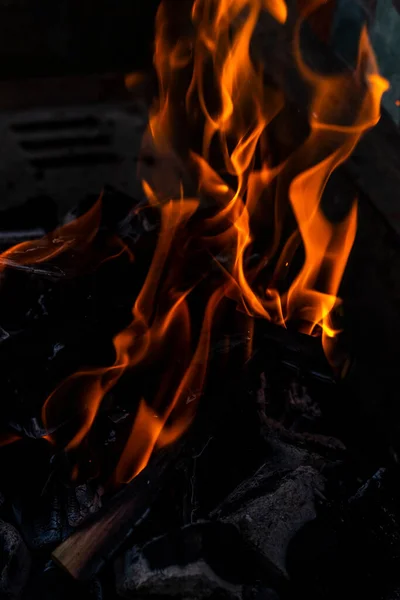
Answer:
[0,103,148,216]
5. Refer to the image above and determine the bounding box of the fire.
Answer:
[281,22,388,360]
[42,192,198,473]
[0,0,389,482]
[0,197,102,274]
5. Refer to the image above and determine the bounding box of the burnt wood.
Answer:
[52,445,183,580]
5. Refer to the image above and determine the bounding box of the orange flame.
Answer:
[0,197,102,273]
[124,72,147,91]
[116,285,225,482]
[0,433,21,447]
[279,22,388,360]
[42,187,199,478]
[0,0,389,484]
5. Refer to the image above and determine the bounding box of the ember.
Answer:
[1,1,399,599]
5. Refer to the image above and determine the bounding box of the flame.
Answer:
[278,23,388,360]
[0,0,389,483]
[0,197,102,273]
[0,433,21,447]
[42,187,199,476]
[116,285,225,482]
[124,72,147,90]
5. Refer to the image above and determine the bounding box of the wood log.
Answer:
[50,314,336,581]
[52,445,183,580]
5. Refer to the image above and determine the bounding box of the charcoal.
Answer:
[115,522,279,600]
[214,466,325,577]
[212,436,323,517]
[116,555,242,600]
[348,466,386,503]
[66,483,103,528]
[255,373,346,457]
[285,466,400,599]
[13,489,72,550]
[285,383,322,432]
[386,588,400,600]
[0,327,10,342]
[0,229,46,247]
[11,466,103,551]
[9,418,47,440]
[344,466,400,593]
[0,519,31,598]
[243,587,280,600]
[26,562,103,600]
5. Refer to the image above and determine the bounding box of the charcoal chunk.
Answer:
[243,586,280,600]
[0,519,31,598]
[216,466,325,577]
[116,556,242,600]
[286,466,400,599]
[115,522,278,600]
[67,483,103,528]
[13,490,72,550]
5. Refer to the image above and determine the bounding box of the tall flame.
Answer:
[280,22,389,360]
[0,0,389,482]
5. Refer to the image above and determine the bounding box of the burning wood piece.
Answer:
[255,372,346,456]
[213,466,325,578]
[0,519,31,598]
[52,446,182,580]
[114,522,283,600]
[252,321,338,384]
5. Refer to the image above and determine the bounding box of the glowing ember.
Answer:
[0,0,388,482]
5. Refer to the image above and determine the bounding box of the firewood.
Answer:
[52,444,183,580]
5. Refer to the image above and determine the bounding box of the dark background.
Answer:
[0,0,159,79]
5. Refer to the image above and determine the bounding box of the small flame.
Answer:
[124,72,147,90]
[0,197,102,273]
[0,433,21,447]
